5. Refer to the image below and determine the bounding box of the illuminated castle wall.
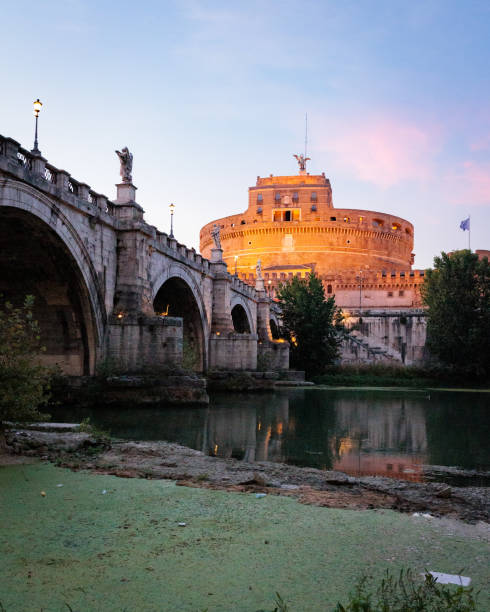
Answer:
[200,164,425,309]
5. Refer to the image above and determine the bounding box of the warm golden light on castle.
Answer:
[200,158,426,309]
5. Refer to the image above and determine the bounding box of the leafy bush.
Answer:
[0,296,51,446]
[335,569,478,611]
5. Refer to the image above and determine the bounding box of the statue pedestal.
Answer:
[255,278,265,291]
[211,248,223,263]
[115,182,137,204]
[113,182,144,221]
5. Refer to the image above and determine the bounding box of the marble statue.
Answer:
[211,223,221,250]
[116,147,133,183]
[255,258,263,280]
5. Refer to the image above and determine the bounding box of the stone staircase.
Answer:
[341,330,403,364]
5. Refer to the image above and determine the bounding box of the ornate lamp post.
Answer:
[32,98,42,155]
[169,203,175,238]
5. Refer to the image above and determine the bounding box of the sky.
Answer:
[1,0,489,269]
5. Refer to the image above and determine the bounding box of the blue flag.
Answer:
[460,217,470,231]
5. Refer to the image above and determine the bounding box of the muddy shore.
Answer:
[5,427,489,524]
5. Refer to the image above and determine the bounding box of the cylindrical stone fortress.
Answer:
[200,171,414,282]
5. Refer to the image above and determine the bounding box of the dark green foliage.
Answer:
[0,296,51,433]
[277,273,340,376]
[313,364,484,388]
[335,569,478,611]
[421,251,490,379]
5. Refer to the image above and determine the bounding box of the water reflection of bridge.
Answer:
[203,392,428,481]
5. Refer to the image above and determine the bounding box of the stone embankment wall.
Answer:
[340,310,428,366]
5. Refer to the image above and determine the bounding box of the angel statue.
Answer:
[255,258,263,280]
[115,147,133,183]
[211,223,221,250]
[293,153,310,172]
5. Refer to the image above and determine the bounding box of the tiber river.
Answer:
[51,389,490,486]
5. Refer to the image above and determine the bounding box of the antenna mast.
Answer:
[304,113,308,159]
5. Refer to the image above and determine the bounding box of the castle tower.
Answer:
[200,158,422,309]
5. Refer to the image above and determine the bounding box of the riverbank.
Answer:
[5,428,490,523]
[313,364,490,389]
[0,461,488,612]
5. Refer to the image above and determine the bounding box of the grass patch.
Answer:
[313,364,489,389]
[335,569,478,611]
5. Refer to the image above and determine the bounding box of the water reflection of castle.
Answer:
[206,392,428,482]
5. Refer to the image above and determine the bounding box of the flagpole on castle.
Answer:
[468,215,471,251]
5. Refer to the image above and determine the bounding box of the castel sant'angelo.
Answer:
[200,154,426,310]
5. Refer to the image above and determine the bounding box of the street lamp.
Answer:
[32,98,42,154]
[169,203,175,238]
[234,255,238,276]
[356,269,363,321]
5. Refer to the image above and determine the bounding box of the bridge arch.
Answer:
[230,294,255,335]
[0,180,105,375]
[269,311,282,340]
[152,265,208,372]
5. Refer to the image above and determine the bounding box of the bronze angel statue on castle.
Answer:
[293,153,310,171]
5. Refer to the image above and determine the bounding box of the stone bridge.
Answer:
[0,135,288,376]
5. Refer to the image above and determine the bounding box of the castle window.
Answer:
[310,192,317,202]
[327,284,333,294]
[240,220,246,224]
[275,192,281,202]
[387,291,393,297]
[372,219,384,228]
[392,223,401,231]
[330,216,337,221]
[399,290,405,297]
[311,204,317,212]
[343,216,350,222]
[292,192,299,203]
[257,194,263,203]
[405,228,411,235]
[273,208,300,222]
[359,216,364,223]
[257,207,263,214]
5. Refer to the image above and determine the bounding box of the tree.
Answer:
[0,296,51,450]
[277,272,340,376]
[421,250,490,378]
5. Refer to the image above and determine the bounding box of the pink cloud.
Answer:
[315,116,440,188]
[470,133,490,152]
[447,160,490,206]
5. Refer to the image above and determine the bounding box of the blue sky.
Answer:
[2,0,489,268]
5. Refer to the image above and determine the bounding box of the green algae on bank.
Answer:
[0,463,488,612]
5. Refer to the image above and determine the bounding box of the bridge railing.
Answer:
[0,134,116,219]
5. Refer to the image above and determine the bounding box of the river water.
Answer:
[51,388,490,485]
